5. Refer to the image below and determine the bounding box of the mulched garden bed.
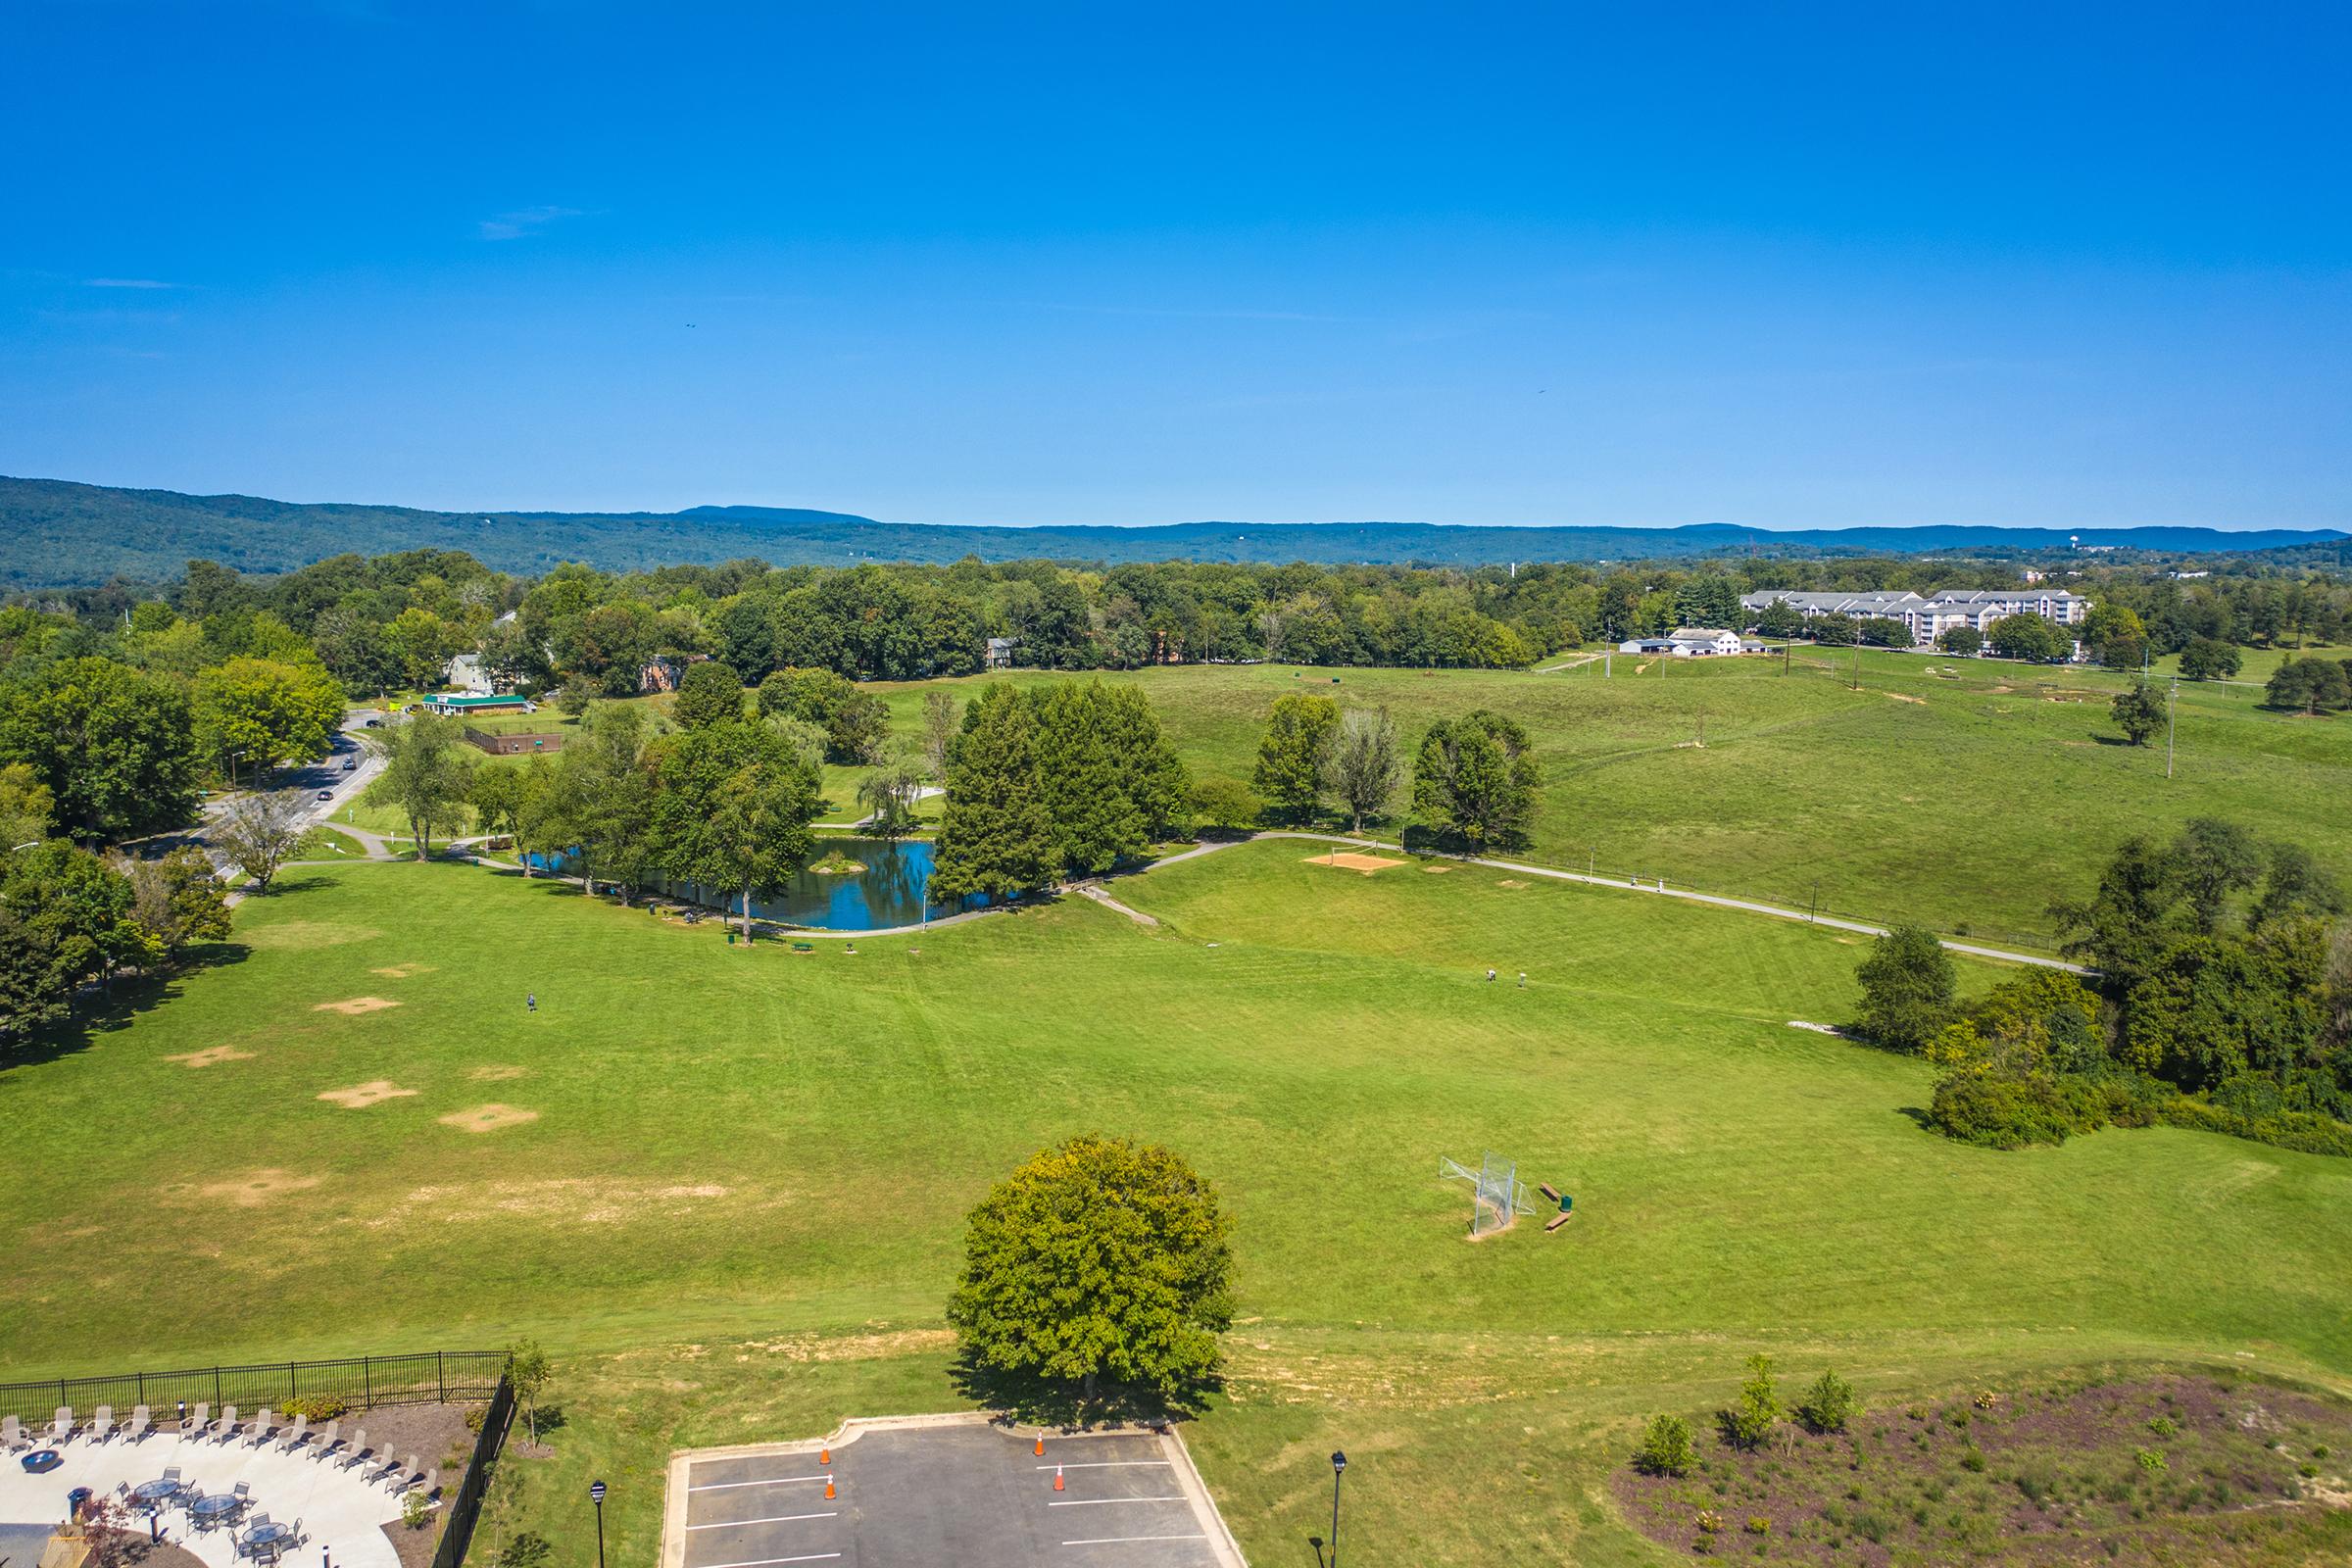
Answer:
[345,1398,483,1568]
[1614,1373,2352,1565]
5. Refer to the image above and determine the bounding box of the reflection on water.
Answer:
[527,837,983,931]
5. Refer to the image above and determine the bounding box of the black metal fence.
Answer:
[430,1373,515,1568]
[0,1349,507,1431]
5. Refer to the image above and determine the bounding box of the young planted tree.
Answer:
[1410,710,1542,851]
[506,1339,552,1445]
[1322,707,1402,831]
[1720,1353,1782,1450]
[1252,693,1340,824]
[1853,924,1957,1052]
[2110,679,2166,747]
[1632,1414,1695,1476]
[947,1134,1233,1414]
[212,790,310,893]
[369,715,475,859]
[930,684,1058,900]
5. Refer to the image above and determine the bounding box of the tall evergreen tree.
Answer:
[1034,683,1142,875]
[930,683,1058,899]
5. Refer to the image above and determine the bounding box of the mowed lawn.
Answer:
[4,845,2350,1562]
[877,654,2352,948]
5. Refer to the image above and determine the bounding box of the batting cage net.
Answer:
[1439,1151,1535,1236]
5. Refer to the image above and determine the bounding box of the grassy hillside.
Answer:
[3,845,2346,1563]
[869,651,2352,950]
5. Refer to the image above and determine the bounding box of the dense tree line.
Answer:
[1,836,229,1045]
[1854,819,2352,1154]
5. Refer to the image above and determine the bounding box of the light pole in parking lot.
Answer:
[589,1480,607,1568]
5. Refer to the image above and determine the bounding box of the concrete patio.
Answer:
[1,1425,422,1568]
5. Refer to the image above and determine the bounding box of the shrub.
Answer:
[282,1394,349,1421]
[1928,1070,2122,1149]
[1720,1355,1782,1450]
[1743,1515,1770,1535]
[495,1534,552,1568]
[401,1488,431,1530]
[2315,1445,2331,1460]
[466,1405,488,1434]
[1695,1509,1724,1535]
[1960,1446,1987,1473]
[2299,1463,2321,1479]
[1798,1370,1856,1435]
[1973,1391,1998,1410]
[2135,1448,2167,1474]
[1634,1413,1696,1477]
[2147,1417,2177,1438]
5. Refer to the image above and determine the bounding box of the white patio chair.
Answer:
[128,1404,152,1442]
[51,1407,73,1444]
[312,1419,337,1457]
[91,1406,114,1443]
[336,1428,368,1469]
[419,1468,439,1498]
[163,1465,183,1486]
[371,1451,407,1489]
[184,1401,209,1440]
[214,1404,238,1444]
[2,1415,24,1450]
[276,1414,307,1451]
[246,1407,275,1447]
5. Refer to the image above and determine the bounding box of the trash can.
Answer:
[726,930,736,946]
[68,1486,92,1520]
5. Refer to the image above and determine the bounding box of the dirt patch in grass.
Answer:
[316,996,402,1015]
[1421,864,1453,874]
[318,1079,418,1109]
[1614,1372,2352,1566]
[1497,878,1530,889]
[1885,691,1926,705]
[468,1064,528,1081]
[200,1168,325,1207]
[245,920,381,950]
[370,963,435,978]
[166,1046,255,1068]
[739,1327,956,1362]
[437,1103,540,1134]
[374,1178,735,1227]
[1306,851,1408,874]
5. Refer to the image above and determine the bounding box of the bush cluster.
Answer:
[281,1394,350,1421]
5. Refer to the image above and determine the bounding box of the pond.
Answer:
[526,837,987,932]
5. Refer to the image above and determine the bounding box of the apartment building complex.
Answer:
[1738,588,2088,650]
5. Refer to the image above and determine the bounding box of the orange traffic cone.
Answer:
[824,1474,836,1500]
[1033,1436,1044,1456]
[820,1446,831,1465]
[1053,1464,1064,1493]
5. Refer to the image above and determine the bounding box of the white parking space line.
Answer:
[1033,1461,1173,1470]
[1048,1495,1187,1507]
[695,1555,843,1567]
[687,1512,839,1530]
[1061,1535,1209,1547]
[690,1476,830,1492]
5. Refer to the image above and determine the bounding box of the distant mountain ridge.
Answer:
[2,475,2342,588]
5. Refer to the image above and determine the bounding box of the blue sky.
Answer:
[4,2,2348,529]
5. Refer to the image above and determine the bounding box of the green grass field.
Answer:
[6,842,2348,1563]
[866,655,2352,949]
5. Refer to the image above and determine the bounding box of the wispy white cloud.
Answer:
[479,205,583,241]
[84,277,182,290]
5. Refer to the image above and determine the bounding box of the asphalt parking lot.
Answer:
[663,1417,1243,1568]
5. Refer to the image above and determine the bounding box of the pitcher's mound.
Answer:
[167,1046,254,1069]
[316,997,401,1015]
[440,1102,540,1134]
[1307,851,1407,874]
[318,1080,417,1109]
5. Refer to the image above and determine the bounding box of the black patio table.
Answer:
[131,1478,182,1508]
[242,1519,296,1562]
[188,1493,243,1527]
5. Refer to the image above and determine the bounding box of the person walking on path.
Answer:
[526,992,537,1013]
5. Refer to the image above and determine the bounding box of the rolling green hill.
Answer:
[4,473,2341,587]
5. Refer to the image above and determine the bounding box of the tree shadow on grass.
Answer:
[948,1346,1222,1429]
[2,943,252,1073]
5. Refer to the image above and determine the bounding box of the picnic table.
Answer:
[242,1519,296,1561]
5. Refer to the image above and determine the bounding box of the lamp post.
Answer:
[1328,1450,1347,1568]
[589,1480,607,1568]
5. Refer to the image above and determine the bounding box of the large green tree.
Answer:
[947,1133,1233,1413]
[1985,612,2069,662]
[2110,679,2165,747]
[368,714,476,858]
[0,842,141,1041]
[1853,925,1957,1053]
[194,656,345,777]
[0,658,201,844]
[1322,706,1402,831]
[669,661,747,730]
[650,719,821,934]
[1410,709,1542,851]
[930,683,1059,900]
[539,704,659,899]
[1251,693,1340,824]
